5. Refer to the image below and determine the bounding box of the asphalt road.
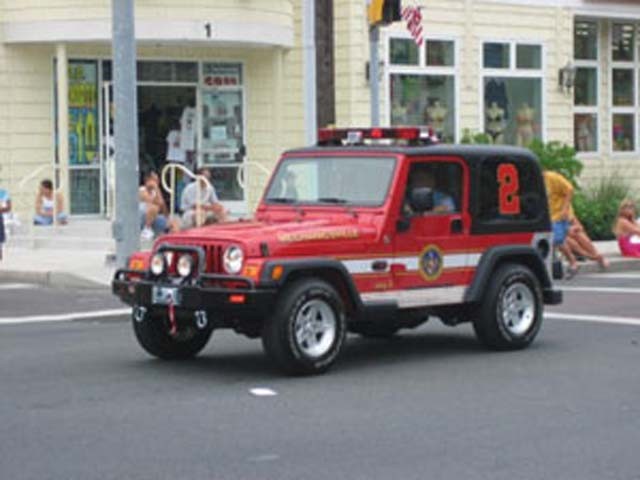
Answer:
[0,274,639,480]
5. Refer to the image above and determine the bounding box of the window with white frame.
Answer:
[610,22,637,153]
[481,41,544,146]
[388,37,457,142]
[574,20,599,153]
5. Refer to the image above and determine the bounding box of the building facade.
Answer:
[0,0,303,219]
[1,0,639,222]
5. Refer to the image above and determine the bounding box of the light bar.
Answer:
[317,127,433,146]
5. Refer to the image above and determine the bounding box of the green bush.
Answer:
[573,175,635,241]
[460,129,492,145]
[527,139,583,187]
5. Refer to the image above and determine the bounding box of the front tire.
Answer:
[473,263,543,350]
[133,310,213,360]
[262,278,347,375]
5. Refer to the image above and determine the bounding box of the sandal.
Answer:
[565,264,580,280]
[597,256,610,272]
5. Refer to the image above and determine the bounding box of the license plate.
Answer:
[152,286,180,306]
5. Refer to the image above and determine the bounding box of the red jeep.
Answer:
[113,127,562,375]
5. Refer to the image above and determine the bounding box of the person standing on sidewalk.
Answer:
[543,170,579,279]
[0,186,11,261]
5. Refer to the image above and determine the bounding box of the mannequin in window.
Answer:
[426,100,448,140]
[485,101,505,144]
[516,103,536,147]
[576,115,593,152]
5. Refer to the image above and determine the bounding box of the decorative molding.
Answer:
[1,19,294,48]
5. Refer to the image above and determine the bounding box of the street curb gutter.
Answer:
[572,257,640,275]
[0,270,109,290]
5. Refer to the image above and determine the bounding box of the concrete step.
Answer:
[4,218,114,251]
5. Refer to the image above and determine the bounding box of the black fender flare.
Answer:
[464,245,552,303]
[260,258,364,312]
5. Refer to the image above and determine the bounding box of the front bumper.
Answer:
[112,269,276,314]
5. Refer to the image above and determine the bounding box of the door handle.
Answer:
[371,260,388,272]
[450,219,463,234]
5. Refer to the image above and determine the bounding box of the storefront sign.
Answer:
[68,61,99,165]
[202,63,242,88]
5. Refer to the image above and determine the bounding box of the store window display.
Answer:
[390,38,419,65]
[483,78,542,146]
[389,74,455,142]
[612,23,635,62]
[574,114,597,152]
[574,20,598,61]
[612,69,634,107]
[573,20,600,153]
[482,41,543,146]
[613,114,635,152]
[610,22,640,153]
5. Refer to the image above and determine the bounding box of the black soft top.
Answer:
[284,144,539,164]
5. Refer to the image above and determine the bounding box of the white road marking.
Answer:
[561,286,640,294]
[0,308,130,326]
[582,272,640,279]
[0,283,38,291]
[546,312,640,327]
[249,388,278,397]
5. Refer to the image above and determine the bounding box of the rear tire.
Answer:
[133,310,213,360]
[473,263,543,350]
[262,278,346,375]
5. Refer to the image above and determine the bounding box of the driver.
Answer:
[404,167,455,215]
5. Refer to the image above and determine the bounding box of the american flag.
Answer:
[402,5,423,47]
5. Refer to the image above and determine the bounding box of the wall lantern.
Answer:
[559,61,577,93]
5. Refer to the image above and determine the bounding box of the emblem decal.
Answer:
[419,245,443,281]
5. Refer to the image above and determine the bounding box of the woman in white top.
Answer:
[34,179,68,226]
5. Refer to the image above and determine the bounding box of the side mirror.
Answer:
[409,187,434,213]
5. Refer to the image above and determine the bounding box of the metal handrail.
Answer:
[236,161,272,191]
[160,163,215,228]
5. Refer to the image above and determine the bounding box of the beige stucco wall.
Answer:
[0,43,54,217]
[0,0,302,217]
[2,0,292,27]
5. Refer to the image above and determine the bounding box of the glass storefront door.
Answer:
[61,59,248,217]
[68,60,102,215]
[199,63,246,215]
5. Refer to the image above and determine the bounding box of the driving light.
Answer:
[150,253,165,276]
[177,254,194,278]
[223,245,244,274]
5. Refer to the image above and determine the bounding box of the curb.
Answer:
[568,257,640,275]
[0,270,109,290]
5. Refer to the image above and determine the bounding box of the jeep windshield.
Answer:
[265,156,396,207]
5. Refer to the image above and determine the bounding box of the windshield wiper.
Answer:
[317,197,348,204]
[266,197,297,204]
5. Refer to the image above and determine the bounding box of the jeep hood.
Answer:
[154,216,381,257]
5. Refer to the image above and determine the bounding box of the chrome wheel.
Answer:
[501,282,535,336]
[293,299,337,358]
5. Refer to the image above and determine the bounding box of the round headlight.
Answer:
[223,245,244,274]
[177,254,194,278]
[150,253,165,276]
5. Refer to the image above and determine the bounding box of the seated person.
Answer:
[566,215,609,270]
[139,171,173,240]
[0,186,10,261]
[34,179,68,226]
[613,198,640,258]
[180,167,227,229]
[403,166,455,215]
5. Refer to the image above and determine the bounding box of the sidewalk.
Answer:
[0,240,638,290]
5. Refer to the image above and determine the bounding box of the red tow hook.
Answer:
[168,298,178,337]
